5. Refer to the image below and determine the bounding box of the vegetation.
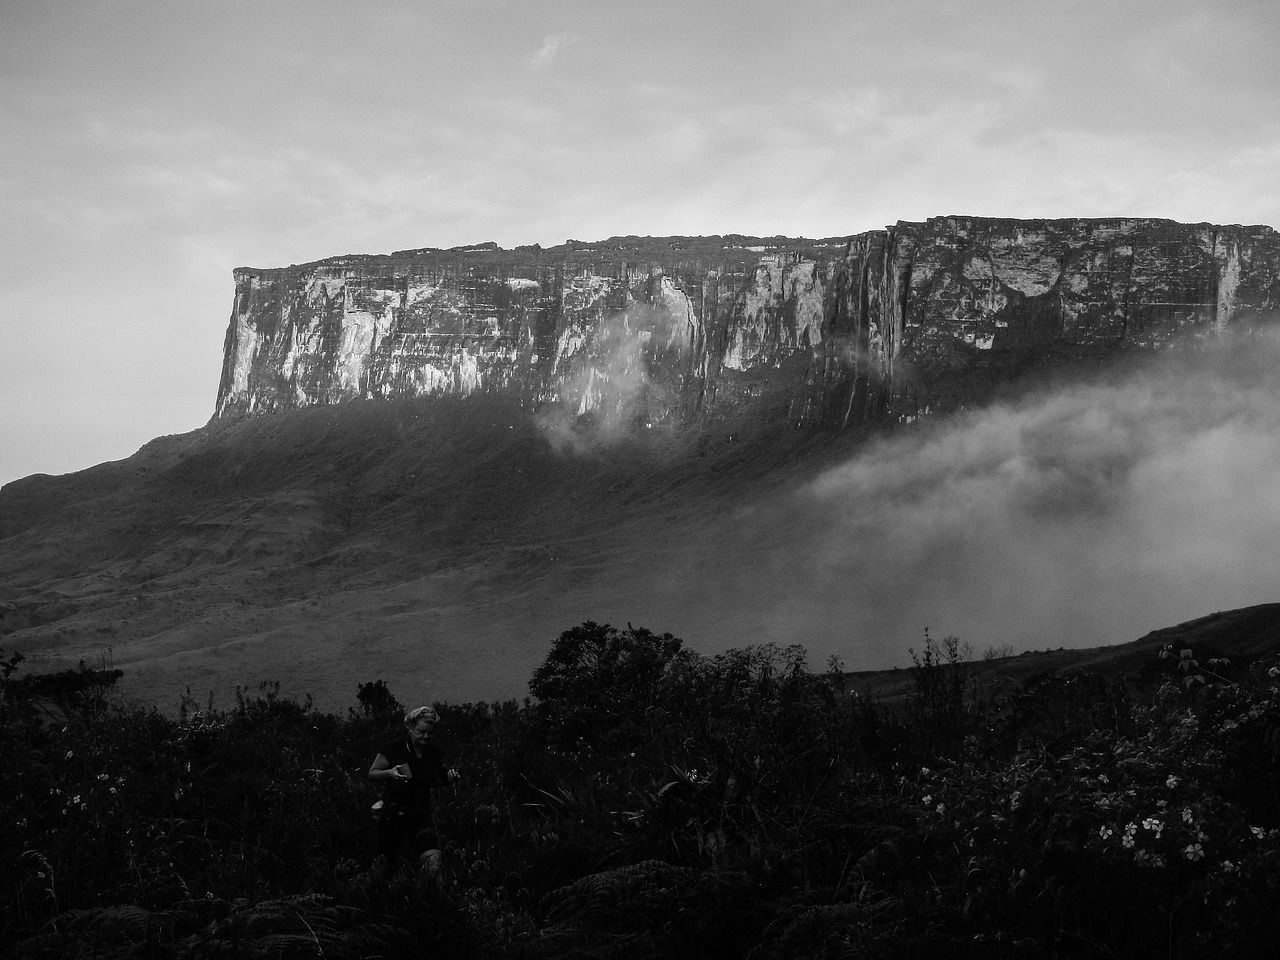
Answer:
[3,625,1280,958]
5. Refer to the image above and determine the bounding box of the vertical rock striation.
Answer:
[215,217,1280,430]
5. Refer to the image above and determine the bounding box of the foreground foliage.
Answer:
[3,627,1279,958]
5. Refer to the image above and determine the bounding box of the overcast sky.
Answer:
[3,0,1279,486]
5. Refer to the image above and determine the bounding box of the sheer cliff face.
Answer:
[215,217,1280,429]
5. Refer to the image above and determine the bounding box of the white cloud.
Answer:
[530,31,578,69]
[641,332,1280,667]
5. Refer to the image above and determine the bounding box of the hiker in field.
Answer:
[368,705,459,880]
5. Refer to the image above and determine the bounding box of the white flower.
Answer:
[922,794,932,805]
[1184,843,1205,861]
[1166,775,1179,789]
[1099,826,1114,840]
[936,803,946,815]
[1182,808,1194,823]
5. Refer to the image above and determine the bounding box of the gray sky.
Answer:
[3,0,1279,485]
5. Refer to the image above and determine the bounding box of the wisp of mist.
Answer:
[645,330,1280,669]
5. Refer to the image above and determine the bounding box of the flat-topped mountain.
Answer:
[218,217,1280,433]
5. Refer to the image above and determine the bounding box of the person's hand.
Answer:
[446,768,460,783]
[395,763,413,780]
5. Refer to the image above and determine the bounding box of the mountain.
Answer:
[3,216,1279,710]
[218,217,1280,432]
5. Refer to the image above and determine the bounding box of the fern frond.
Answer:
[175,894,412,960]
[538,859,697,920]
[747,897,907,960]
[48,904,177,937]
[258,932,326,957]
[11,931,82,959]
[847,839,904,883]
[531,861,751,960]
[183,894,353,958]
[530,927,654,960]
[340,921,419,957]
[14,904,210,960]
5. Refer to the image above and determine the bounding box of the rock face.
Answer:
[216,217,1280,430]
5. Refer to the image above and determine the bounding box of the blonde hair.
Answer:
[404,705,438,727]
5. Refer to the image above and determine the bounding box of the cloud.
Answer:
[530,32,578,70]
[640,330,1280,667]
[534,307,664,454]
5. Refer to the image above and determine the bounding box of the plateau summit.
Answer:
[218,216,1280,434]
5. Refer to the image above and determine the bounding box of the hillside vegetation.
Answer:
[0,394,878,708]
[5,608,1280,958]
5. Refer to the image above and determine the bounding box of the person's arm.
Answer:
[427,750,459,788]
[435,762,461,787]
[368,752,410,783]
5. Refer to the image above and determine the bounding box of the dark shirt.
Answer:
[377,735,446,815]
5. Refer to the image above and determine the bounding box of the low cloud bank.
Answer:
[646,331,1280,668]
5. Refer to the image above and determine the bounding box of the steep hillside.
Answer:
[0,395,873,708]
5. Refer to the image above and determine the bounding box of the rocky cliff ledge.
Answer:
[216,217,1280,430]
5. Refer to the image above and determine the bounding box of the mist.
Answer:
[640,331,1280,669]
[534,302,684,454]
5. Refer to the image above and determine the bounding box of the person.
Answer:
[368,705,458,879]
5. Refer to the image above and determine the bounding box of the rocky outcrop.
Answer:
[215,217,1280,430]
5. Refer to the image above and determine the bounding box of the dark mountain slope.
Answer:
[0,395,874,708]
[846,603,1280,702]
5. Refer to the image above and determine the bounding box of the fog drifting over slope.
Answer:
[644,330,1280,667]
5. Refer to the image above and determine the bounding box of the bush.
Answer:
[528,620,691,752]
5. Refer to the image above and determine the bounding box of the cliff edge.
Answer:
[216,216,1280,431]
